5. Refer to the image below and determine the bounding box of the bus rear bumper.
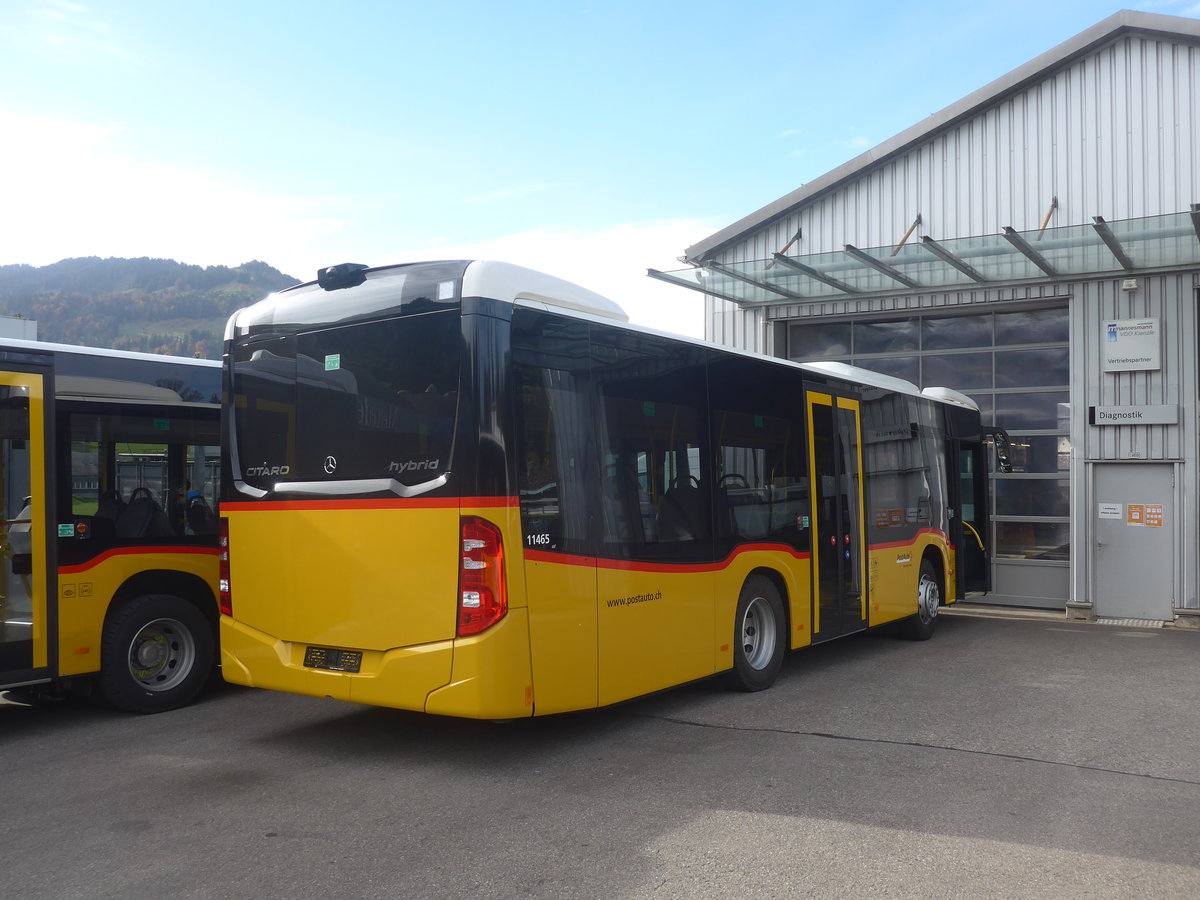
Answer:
[423,610,534,719]
[219,615,454,710]
[219,610,534,718]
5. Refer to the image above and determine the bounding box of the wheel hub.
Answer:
[126,617,195,690]
[918,575,940,622]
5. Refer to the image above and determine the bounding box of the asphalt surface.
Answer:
[2,610,1199,899]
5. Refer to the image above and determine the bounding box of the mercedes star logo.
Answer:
[323,455,337,474]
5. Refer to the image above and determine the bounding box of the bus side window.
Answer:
[512,310,593,557]
[708,356,810,556]
[592,328,710,561]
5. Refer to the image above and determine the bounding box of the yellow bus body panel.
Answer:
[56,548,218,677]
[867,531,956,625]
[524,555,598,715]
[224,505,461,650]
[594,546,814,707]
[221,502,531,717]
[710,548,814,657]
[220,613,455,709]
[424,609,533,718]
[596,565,713,707]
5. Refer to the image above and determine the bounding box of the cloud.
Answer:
[25,0,133,64]
[0,110,347,271]
[777,128,803,139]
[335,220,718,338]
[0,110,716,340]
[842,136,871,149]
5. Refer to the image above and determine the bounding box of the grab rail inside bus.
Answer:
[270,473,450,499]
[961,520,985,552]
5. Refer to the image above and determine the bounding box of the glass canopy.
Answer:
[650,209,1200,306]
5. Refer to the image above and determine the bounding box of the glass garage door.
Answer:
[787,304,1070,609]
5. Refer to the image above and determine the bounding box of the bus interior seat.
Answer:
[657,479,708,543]
[604,464,654,545]
[115,487,175,539]
[186,492,217,535]
[89,489,126,542]
[95,489,126,523]
[713,478,740,540]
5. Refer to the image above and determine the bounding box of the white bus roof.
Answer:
[462,260,628,323]
[240,259,974,410]
[0,335,219,368]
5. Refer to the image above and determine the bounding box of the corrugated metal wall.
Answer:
[1071,272,1199,610]
[1081,273,1197,462]
[707,32,1200,354]
[701,26,1200,615]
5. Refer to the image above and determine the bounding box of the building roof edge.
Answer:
[684,10,1200,263]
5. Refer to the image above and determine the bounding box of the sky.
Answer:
[2,0,1198,337]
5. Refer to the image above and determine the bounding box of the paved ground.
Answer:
[2,610,1199,899]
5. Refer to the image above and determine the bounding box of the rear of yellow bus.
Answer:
[219,261,534,718]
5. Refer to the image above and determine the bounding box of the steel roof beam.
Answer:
[646,268,748,307]
[1091,216,1136,270]
[1002,226,1058,277]
[843,244,920,288]
[770,253,860,294]
[919,236,987,283]
[707,260,805,300]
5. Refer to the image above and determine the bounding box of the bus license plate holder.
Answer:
[303,646,362,673]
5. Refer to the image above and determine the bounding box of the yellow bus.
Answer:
[219,261,1008,718]
[1,340,221,712]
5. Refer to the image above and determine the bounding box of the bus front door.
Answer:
[952,438,992,595]
[806,388,867,641]
[0,370,51,688]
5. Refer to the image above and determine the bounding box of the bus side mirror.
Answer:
[988,429,1014,474]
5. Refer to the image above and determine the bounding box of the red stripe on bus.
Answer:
[868,528,949,552]
[58,545,220,575]
[220,496,519,512]
[524,542,811,574]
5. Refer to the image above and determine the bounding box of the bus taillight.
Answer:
[218,517,232,617]
[458,516,507,636]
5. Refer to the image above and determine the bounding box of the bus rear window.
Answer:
[232,311,460,493]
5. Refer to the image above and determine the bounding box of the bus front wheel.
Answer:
[100,594,215,713]
[726,575,786,692]
[899,560,940,641]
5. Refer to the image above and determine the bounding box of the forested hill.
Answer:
[0,257,301,358]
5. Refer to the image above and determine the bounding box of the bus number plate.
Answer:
[303,646,362,673]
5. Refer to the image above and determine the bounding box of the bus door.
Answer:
[950,437,992,595]
[806,388,867,641]
[0,369,52,686]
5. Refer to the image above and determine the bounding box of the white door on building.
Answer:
[1093,464,1174,621]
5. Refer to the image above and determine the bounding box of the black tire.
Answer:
[726,575,787,692]
[99,594,215,713]
[899,559,941,641]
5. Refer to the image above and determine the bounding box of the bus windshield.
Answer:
[231,310,461,494]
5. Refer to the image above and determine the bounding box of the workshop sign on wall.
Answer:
[1102,317,1161,372]
[1089,404,1179,425]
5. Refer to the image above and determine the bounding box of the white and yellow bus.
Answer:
[1,340,221,712]
[219,261,1007,718]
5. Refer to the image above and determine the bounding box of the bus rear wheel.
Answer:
[726,575,786,692]
[99,594,214,713]
[899,559,940,641]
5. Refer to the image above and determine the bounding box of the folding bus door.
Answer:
[0,368,52,687]
[952,437,992,595]
[806,388,867,641]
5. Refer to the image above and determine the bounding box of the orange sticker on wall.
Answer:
[1127,504,1145,526]
[1144,504,1164,527]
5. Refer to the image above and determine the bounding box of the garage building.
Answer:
[653,10,1200,623]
